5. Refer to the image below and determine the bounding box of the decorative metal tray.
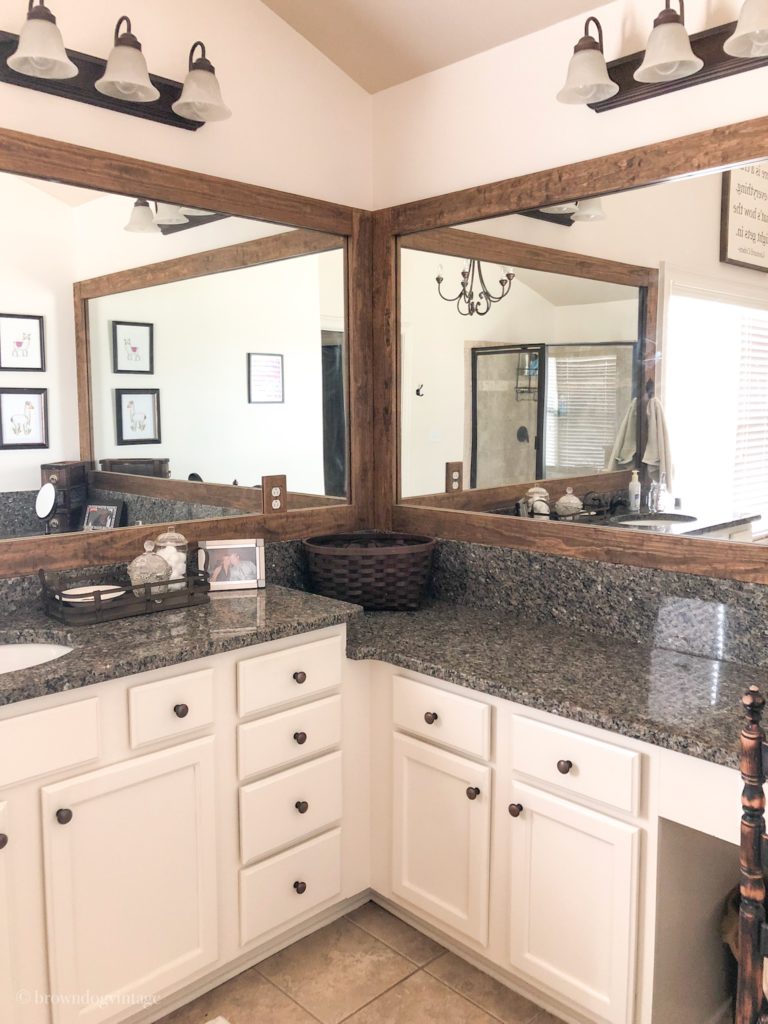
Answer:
[39,567,210,625]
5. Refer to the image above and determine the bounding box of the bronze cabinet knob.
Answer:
[293,731,308,745]
[508,803,524,818]
[0,834,8,849]
[174,704,189,719]
[56,809,73,825]
[424,711,439,725]
[293,880,307,894]
[293,671,307,684]
[295,800,309,814]
[466,786,480,800]
[557,759,573,775]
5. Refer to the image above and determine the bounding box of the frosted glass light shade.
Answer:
[724,0,768,57]
[8,3,77,80]
[172,67,231,122]
[96,18,159,103]
[571,198,606,222]
[541,201,579,215]
[125,199,159,233]
[557,46,618,104]
[154,203,188,226]
[635,11,703,83]
[179,206,216,217]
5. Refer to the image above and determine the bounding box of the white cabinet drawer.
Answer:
[393,675,491,761]
[129,668,214,748]
[0,699,100,788]
[510,716,641,816]
[238,636,342,717]
[240,829,342,946]
[238,695,341,780]
[240,751,342,863]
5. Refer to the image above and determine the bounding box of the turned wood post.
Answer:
[737,685,768,1024]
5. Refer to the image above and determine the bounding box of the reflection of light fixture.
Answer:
[179,206,216,217]
[557,18,618,104]
[96,16,159,102]
[153,203,188,226]
[7,0,77,79]
[540,201,579,215]
[634,1,702,83]
[725,0,768,57]
[124,199,159,233]
[436,260,515,317]
[570,198,606,222]
[172,41,231,122]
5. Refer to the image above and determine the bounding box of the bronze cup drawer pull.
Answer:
[557,759,573,775]
[294,880,307,894]
[424,711,439,725]
[293,731,308,745]
[0,834,8,849]
[508,803,524,818]
[293,671,307,684]
[174,704,189,719]
[56,808,73,825]
[466,786,481,800]
[295,800,309,814]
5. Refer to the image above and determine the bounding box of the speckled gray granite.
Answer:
[88,488,242,526]
[346,602,757,769]
[430,540,768,669]
[0,491,43,539]
[0,585,360,706]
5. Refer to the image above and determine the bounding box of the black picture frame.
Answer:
[81,501,124,532]
[111,321,155,374]
[248,352,285,404]
[115,388,161,445]
[0,387,49,449]
[0,313,45,371]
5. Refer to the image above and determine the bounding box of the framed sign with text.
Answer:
[248,352,284,404]
[721,161,768,273]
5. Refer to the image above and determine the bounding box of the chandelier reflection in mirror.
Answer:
[435,260,515,316]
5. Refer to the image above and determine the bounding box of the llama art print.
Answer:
[0,388,48,448]
[116,389,161,445]
[112,322,154,374]
[0,315,45,371]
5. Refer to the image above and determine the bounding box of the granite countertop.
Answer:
[0,585,361,706]
[346,601,760,769]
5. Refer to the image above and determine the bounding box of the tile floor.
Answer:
[159,902,564,1024]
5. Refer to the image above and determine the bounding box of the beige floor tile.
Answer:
[156,966,316,1024]
[347,902,445,965]
[426,953,543,1024]
[258,917,417,1024]
[345,970,501,1024]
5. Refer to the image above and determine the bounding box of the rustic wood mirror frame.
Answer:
[0,127,372,578]
[372,115,768,584]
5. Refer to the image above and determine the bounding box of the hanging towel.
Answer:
[606,398,638,470]
[643,396,673,489]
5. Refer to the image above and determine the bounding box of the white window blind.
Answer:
[546,354,617,472]
[734,313,768,522]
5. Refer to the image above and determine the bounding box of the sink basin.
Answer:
[610,512,698,530]
[0,643,73,675]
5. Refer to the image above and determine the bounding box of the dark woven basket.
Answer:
[303,531,435,611]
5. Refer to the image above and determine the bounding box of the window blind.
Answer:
[734,311,768,523]
[546,354,617,473]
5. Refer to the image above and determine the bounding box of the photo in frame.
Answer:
[248,352,284,403]
[720,161,768,273]
[198,538,266,591]
[0,314,45,370]
[82,502,124,531]
[0,387,48,449]
[115,388,161,445]
[112,321,154,374]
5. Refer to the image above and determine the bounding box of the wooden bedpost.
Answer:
[737,685,768,1024]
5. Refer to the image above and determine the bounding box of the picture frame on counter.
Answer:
[82,501,124,531]
[0,387,48,449]
[248,352,284,403]
[112,321,154,374]
[0,313,45,370]
[198,538,266,591]
[115,388,161,445]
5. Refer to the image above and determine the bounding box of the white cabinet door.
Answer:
[42,738,218,1024]
[507,783,639,1024]
[0,803,13,1020]
[392,733,491,944]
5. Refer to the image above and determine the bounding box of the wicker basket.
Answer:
[303,531,435,611]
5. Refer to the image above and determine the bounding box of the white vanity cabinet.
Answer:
[0,802,14,1017]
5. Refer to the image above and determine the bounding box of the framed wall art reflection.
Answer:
[248,352,284,403]
[0,314,45,370]
[0,387,49,449]
[112,321,154,374]
[115,388,161,445]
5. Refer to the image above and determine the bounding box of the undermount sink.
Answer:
[0,643,73,675]
[610,512,698,529]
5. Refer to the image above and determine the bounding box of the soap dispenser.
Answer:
[628,470,641,512]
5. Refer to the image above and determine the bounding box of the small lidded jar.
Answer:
[127,543,172,597]
[554,486,584,521]
[152,526,188,590]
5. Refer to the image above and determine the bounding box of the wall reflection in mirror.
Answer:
[400,159,768,544]
[0,170,347,540]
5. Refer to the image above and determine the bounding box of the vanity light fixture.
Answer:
[179,206,217,217]
[556,17,618,104]
[172,41,231,122]
[570,197,606,222]
[7,0,76,79]
[124,199,159,233]
[724,0,768,57]
[436,260,515,317]
[634,1,702,83]
[153,203,188,226]
[95,16,159,102]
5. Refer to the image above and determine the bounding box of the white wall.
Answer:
[0,0,372,209]
[88,250,343,492]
